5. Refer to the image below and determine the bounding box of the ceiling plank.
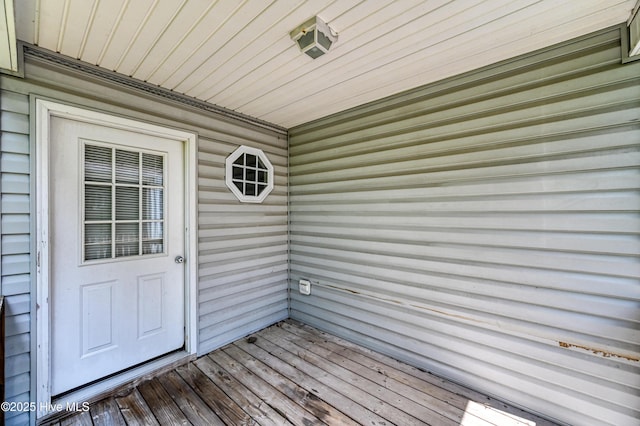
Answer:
[185,0,337,98]
[78,0,127,65]
[98,0,158,70]
[149,0,268,89]
[221,0,464,112]
[58,0,97,58]
[171,0,308,94]
[115,0,188,77]
[130,0,216,82]
[35,0,66,52]
[14,0,36,44]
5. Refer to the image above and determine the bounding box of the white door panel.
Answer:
[50,117,185,395]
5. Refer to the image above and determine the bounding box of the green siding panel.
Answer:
[289,26,640,426]
[0,111,29,134]
[0,90,32,424]
[1,274,30,296]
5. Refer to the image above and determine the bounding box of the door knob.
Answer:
[175,256,185,264]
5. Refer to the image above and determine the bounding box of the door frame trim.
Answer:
[34,98,198,417]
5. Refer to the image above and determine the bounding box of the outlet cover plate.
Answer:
[299,279,311,295]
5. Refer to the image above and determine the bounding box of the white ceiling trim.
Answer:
[0,0,18,72]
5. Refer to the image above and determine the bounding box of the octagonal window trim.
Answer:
[225,145,274,203]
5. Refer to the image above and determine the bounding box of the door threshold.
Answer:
[39,350,195,423]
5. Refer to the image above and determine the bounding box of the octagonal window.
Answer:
[225,145,274,203]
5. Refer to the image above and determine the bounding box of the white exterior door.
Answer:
[49,116,185,395]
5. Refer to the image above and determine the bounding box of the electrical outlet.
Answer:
[299,279,311,295]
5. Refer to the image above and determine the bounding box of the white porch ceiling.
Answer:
[14,0,636,128]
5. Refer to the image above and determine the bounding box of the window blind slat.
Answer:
[85,145,112,182]
[116,149,139,184]
[143,222,163,254]
[142,153,163,186]
[142,188,163,220]
[115,186,139,221]
[85,185,112,220]
[84,223,112,260]
[115,223,139,257]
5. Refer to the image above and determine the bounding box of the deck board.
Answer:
[265,324,461,425]
[58,409,92,426]
[137,378,189,425]
[225,341,360,425]
[277,321,495,425]
[190,356,291,425]
[211,347,323,425]
[90,398,126,426]
[235,335,386,425]
[157,370,226,426]
[176,360,250,425]
[286,322,557,426]
[41,320,557,426]
[115,388,159,426]
[238,330,424,425]
[258,325,456,425]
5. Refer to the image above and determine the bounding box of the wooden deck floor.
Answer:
[44,320,557,426]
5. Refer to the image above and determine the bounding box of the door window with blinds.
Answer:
[83,142,166,262]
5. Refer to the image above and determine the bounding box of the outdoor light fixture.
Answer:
[290,16,337,59]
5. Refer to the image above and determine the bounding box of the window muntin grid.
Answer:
[231,152,269,197]
[225,146,274,203]
[83,142,165,262]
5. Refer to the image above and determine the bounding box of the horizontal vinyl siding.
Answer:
[197,133,289,354]
[0,89,32,426]
[289,27,640,426]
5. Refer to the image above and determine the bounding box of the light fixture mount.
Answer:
[290,16,337,59]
